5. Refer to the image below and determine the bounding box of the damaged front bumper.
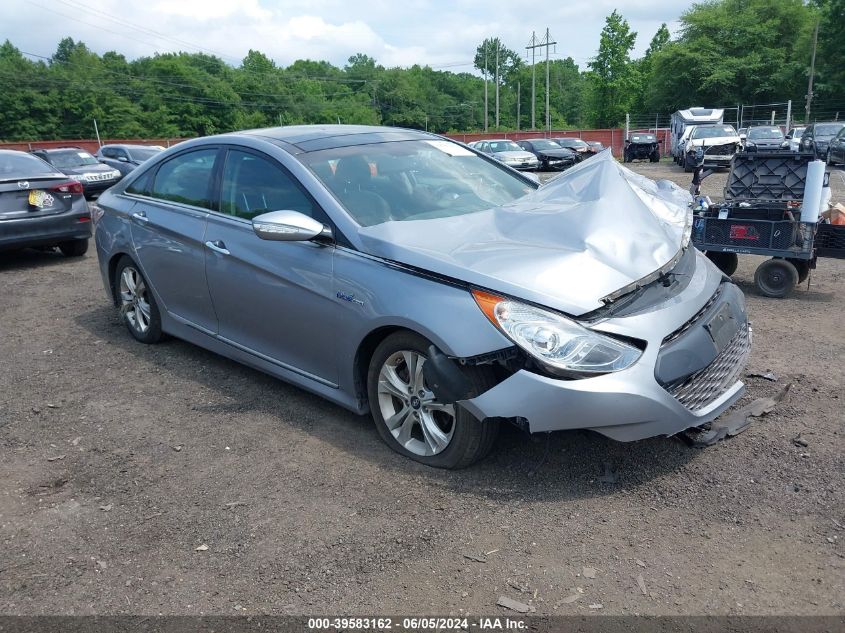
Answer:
[460,250,751,442]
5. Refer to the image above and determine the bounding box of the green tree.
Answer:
[587,10,638,127]
[647,0,814,112]
[812,0,845,102]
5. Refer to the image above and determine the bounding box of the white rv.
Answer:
[670,107,724,162]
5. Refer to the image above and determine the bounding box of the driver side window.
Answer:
[220,149,316,221]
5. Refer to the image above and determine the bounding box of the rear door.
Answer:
[127,147,220,334]
[203,147,338,384]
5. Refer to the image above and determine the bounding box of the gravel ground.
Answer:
[0,160,843,617]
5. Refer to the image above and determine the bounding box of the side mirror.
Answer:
[523,172,540,184]
[252,210,330,242]
[117,155,129,162]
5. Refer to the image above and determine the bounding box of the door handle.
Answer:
[131,211,148,223]
[205,240,230,255]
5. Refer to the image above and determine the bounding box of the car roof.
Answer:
[239,124,439,152]
[35,147,84,153]
[101,144,155,149]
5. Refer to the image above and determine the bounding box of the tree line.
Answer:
[0,0,842,142]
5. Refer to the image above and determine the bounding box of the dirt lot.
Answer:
[1,161,843,617]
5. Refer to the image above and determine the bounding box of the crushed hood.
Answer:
[357,150,692,316]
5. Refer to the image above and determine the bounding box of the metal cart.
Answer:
[692,151,845,297]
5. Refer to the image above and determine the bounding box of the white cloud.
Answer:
[2,0,696,71]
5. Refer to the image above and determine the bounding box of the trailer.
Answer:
[693,151,845,297]
[670,107,724,162]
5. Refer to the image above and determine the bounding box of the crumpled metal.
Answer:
[358,150,692,316]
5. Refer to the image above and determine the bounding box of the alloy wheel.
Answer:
[376,350,456,457]
[119,266,152,334]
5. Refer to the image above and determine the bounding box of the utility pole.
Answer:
[526,31,538,129]
[805,19,819,124]
[483,43,488,132]
[93,118,102,147]
[527,29,556,134]
[786,99,792,131]
[495,39,500,129]
[517,81,521,132]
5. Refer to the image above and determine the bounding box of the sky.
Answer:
[3,0,698,72]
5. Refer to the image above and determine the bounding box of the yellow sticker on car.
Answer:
[28,190,55,208]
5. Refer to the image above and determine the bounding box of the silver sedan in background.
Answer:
[94,125,750,468]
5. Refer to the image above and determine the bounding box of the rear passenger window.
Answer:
[150,149,218,209]
[220,149,316,220]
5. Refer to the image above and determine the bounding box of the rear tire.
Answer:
[754,258,799,298]
[58,238,89,257]
[705,251,738,276]
[786,258,810,284]
[367,331,500,469]
[114,256,163,344]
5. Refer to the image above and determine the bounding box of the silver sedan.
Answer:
[94,125,750,468]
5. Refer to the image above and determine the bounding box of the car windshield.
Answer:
[748,127,784,140]
[692,126,736,139]
[815,123,845,139]
[47,150,100,168]
[302,139,536,227]
[127,147,162,161]
[0,152,58,180]
[488,141,523,153]
[630,134,656,142]
[528,139,561,150]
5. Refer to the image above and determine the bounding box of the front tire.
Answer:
[58,238,89,257]
[367,331,499,469]
[754,258,799,298]
[114,256,163,343]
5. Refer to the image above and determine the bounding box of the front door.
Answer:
[203,148,338,385]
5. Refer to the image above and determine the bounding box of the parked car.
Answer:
[95,125,750,469]
[95,144,164,176]
[673,124,700,164]
[515,139,577,170]
[0,149,91,256]
[682,124,741,172]
[551,137,591,161]
[785,127,806,152]
[826,126,845,166]
[743,126,788,151]
[623,133,660,162]
[31,148,121,199]
[799,122,845,160]
[469,139,540,170]
[585,141,605,155]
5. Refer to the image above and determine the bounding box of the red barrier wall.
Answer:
[0,138,188,153]
[2,129,673,158]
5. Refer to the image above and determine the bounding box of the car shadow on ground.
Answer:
[75,304,704,504]
[732,277,835,302]
[0,247,75,271]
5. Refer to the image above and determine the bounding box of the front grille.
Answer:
[663,322,750,411]
[663,286,722,345]
[704,143,737,156]
[86,173,116,182]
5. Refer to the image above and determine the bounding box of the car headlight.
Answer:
[471,290,642,376]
